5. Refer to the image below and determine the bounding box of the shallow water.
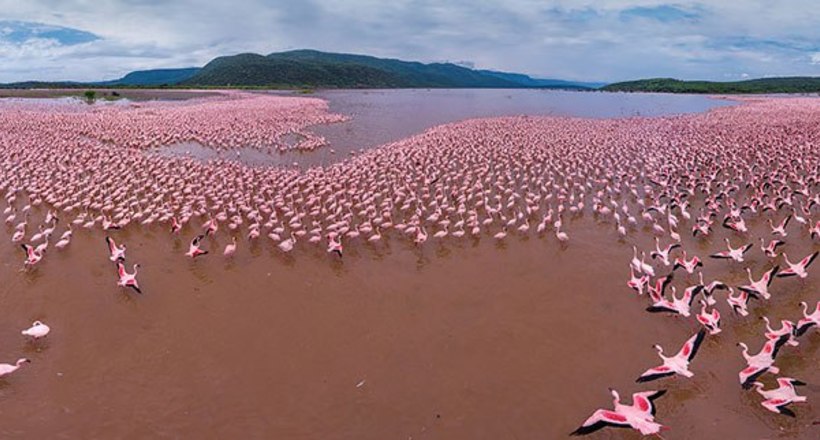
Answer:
[310,89,735,154]
[1,204,817,439]
[157,89,734,168]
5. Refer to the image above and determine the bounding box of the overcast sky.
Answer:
[1,0,818,83]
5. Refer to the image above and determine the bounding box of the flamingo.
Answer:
[105,236,126,262]
[21,320,50,339]
[185,235,208,258]
[170,216,181,234]
[761,316,798,347]
[223,236,237,257]
[0,358,31,378]
[116,262,142,294]
[697,272,728,306]
[738,265,779,300]
[650,238,680,267]
[751,378,807,417]
[672,251,702,274]
[647,285,701,317]
[696,300,721,335]
[571,389,667,436]
[776,251,818,279]
[21,244,43,267]
[710,238,752,262]
[627,267,649,295]
[737,336,790,389]
[279,233,297,253]
[767,215,790,237]
[794,301,819,337]
[726,287,754,317]
[637,330,706,382]
[327,234,343,257]
[759,238,784,258]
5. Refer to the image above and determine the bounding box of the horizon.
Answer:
[1,1,819,83]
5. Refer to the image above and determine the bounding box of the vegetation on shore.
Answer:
[603,77,820,94]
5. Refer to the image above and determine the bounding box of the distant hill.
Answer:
[477,70,605,89]
[179,49,596,89]
[0,49,598,90]
[603,77,820,94]
[99,68,200,86]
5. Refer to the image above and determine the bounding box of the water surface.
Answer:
[164,89,734,168]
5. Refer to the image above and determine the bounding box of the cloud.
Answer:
[619,4,703,22]
[0,1,818,83]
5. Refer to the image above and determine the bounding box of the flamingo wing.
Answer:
[646,304,678,314]
[127,282,142,294]
[761,399,796,417]
[652,274,673,297]
[678,329,706,362]
[570,409,631,436]
[106,236,116,254]
[740,365,769,389]
[631,389,666,417]
[794,319,816,337]
[737,285,761,298]
[764,265,779,286]
[775,267,796,278]
[21,244,35,259]
[800,251,818,269]
[769,333,790,359]
[637,366,675,383]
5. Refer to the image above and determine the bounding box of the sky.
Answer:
[0,0,818,83]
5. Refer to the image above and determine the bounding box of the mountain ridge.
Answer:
[0,49,599,90]
[603,77,820,94]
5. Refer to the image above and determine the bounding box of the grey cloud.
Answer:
[0,0,818,82]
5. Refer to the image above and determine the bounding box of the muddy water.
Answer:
[1,203,817,439]
[309,89,735,154]
[166,89,733,168]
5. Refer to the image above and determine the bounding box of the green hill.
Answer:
[602,77,820,94]
[180,49,592,89]
[99,68,201,86]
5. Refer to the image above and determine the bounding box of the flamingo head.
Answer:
[751,381,765,390]
[32,320,42,326]
[652,344,663,354]
[608,388,620,403]
[16,358,30,366]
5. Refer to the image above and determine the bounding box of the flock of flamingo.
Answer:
[1,92,818,437]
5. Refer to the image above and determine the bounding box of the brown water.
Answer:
[165,89,734,168]
[1,205,817,439]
